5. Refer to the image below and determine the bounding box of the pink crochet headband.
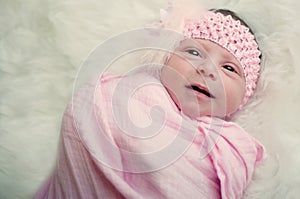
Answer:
[183,11,261,107]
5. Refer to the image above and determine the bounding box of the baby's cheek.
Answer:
[227,88,244,113]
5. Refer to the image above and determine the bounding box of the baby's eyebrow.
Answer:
[177,40,207,54]
[224,53,238,62]
[179,39,203,48]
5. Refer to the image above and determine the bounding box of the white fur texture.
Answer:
[0,0,299,198]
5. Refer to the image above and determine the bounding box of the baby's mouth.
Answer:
[186,84,215,98]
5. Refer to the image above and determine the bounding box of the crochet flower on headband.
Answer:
[183,12,261,107]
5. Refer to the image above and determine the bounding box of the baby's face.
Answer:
[160,39,245,118]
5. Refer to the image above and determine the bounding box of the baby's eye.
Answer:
[187,49,200,57]
[223,65,236,73]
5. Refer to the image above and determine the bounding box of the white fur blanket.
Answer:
[1,0,300,198]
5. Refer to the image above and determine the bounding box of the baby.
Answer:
[34,5,265,199]
[161,9,261,119]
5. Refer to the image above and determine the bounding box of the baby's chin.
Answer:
[175,102,207,119]
[178,102,231,120]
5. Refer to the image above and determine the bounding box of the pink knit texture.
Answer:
[183,12,261,107]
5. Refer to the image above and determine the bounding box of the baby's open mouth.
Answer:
[186,84,215,98]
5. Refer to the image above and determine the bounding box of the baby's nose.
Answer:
[196,66,217,81]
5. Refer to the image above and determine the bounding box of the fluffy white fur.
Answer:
[1,0,299,198]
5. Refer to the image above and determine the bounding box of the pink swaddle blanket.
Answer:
[34,68,265,199]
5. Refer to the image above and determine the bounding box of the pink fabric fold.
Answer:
[34,68,265,199]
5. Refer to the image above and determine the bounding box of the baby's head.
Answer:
[160,9,261,119]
